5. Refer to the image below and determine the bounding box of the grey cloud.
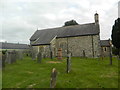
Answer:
[1,0,119,44]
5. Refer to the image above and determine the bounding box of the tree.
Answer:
[111,18,120,59]
[64,20,78,26]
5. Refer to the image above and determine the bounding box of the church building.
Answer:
[30,13,101,58]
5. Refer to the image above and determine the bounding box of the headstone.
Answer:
[37,52,42,63]
[12,50,17,63]
[66,53,71,73]
[17,51,23,60]
[109,39,112,65]
[31,51,36,60]
[0,52,2,68]
[109,47,112,65]
[2,54,6,68]
[83,50,86,57]
[57,48,62,60]
[50,51,53,59]
[7,51,16,64]
[50,68,57,88]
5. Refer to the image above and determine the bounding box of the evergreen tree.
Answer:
[111,18,120,59]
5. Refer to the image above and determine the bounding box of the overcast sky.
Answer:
[1,0,119,44]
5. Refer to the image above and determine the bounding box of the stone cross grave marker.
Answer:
[50,68,57,88]
[37,52,42,63]
[66,53,71,73]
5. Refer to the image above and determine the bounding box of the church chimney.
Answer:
[94,12,99,24]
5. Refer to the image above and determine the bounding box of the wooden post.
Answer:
[66,53,71,73]
[50,68,57,88]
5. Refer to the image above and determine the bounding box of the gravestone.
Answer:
[2,54,6,68]
[66,53,71,73]
[31,51,36,60]
[83,50,86,57]
[50,68,57,88]
[17,51,23,60]
[12,50,17,63]
[7,51,16,64]
[109,46,112,65]
[57,48,62,60]
[0,52,2,68]
[50,51,53,59]
[37,52,42,63]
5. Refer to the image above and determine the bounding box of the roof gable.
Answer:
[100,40,110,47]
[30,23,100,45]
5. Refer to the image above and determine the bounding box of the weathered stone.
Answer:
[37,52,42,63]
[12,50,17,63]
[50,68,57,88]
[7,51,16,64]
[16,51,23,60]
[0,51,2,68]
[66,53,71,73]
[31,51,36,60]
[50,51,53,59]
[56,35,100,57]
[2,54,6,68]
[83,50,86,57]
[109,46,112,65]
[57,48,62,60]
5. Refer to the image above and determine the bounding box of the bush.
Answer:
[2,50,7,55]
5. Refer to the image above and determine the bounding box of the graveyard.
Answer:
[2,55,118,88]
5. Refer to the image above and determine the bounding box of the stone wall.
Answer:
[101,46,110,57]
[56,35,100,57]
[31,35,101,58]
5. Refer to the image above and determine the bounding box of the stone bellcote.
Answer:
[94,13,99,24]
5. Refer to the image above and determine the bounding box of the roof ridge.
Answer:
[36,22,96,31]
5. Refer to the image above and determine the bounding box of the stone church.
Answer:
[30,13,101,58]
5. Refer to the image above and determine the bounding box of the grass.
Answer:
[2,56,118,88]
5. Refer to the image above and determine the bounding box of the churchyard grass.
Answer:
[2,56,118,88]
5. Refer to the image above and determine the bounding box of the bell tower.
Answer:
[94,12,99,24]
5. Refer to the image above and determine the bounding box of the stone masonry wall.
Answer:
[56,35,100,57]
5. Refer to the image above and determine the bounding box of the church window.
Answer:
[104,47,107,52]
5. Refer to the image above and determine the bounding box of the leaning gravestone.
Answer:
[37,52,42,63]
[50,68,57,88]
[66,53,71,73]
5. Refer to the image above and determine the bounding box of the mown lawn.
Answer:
[2,56,118,88]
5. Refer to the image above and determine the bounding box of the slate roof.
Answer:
[100,40,110,47]
[0,42,30,49]
[30,23,100,46]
